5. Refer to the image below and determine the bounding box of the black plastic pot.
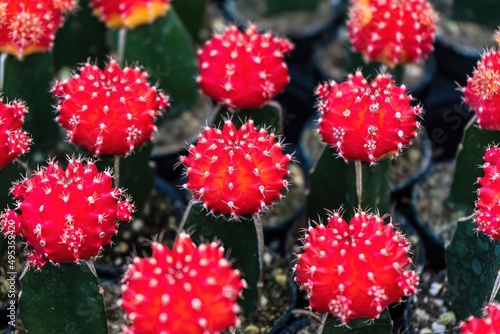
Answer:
[390,130,433,201]
[408,181,447,271]
[262,157,308,256]
[218,0,346,46]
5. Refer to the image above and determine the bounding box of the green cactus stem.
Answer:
[52,0,109,71]
[119,8,198,118]
[445,219,500,320]
[172,0,207,42]
[307,145,391,223]
[19,262,108,334]
[2,53,62,158]
[448,117,500,214]
[320,309,392,334]
[180,201,260,317]
[211,102,284,134]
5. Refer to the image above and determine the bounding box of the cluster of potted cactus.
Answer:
[1,0,500,333]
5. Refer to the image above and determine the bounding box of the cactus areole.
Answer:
[90,0,171,29]
[52,60,169,156]
[474,146,500,240]
[460,302,500,333]
[294,210,418,324]
[0,98,31,169]
[347,0,437,67]
[316,71,421,164]
[197,25,293,109]
[463,50,500,130]
[121,233,245,334]
[0,157,134,269]
[181,119,292,218]
[0,0,76,59]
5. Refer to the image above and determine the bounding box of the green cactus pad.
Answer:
[182,202,260,317]
[322,309,392,334]
[0,162,25,209]
[448,123,500,214]
[445,219,500,320]
[172,0,207,42]
[20,263,108,334]
[96,142,155,214]
[53,0,109,71]
[211,102,284,135]
[121,8,198,118]
[451,0,500,29]
[3,53,61,155]
[307,145,391,222]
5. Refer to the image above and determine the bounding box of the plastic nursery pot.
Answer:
[94,177,188,270]
[390,129,433,201]
[390,204,427,334]
[218,0,346,46]
[409,161,461,271]
[419,69,474,162]
[261,159,308,256]
[239,248,300,334]
[298,114,433,200]
[151,94,214,183]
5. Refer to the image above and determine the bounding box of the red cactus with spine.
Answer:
[0,98,31,169]
[294,210,418,324]
[90,0,171,29]
[460,302,500,333]
[197,25,293,109]
[52,59,169,156]
[347,0,437,67]
[120,232,245,334]
[181,119,292,218]
[463,50,500,130]
[0,157,134,269]
[474,146,500,240]
[316,71,422,164]
[0,0,75,59]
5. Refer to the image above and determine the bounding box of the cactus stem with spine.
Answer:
[355,160,363,206]
[114,155,120,188]
[317,313,328,334]
[176,199,197,240]
[253,213,265,309]
[0,52,6,92]
[118,28,127,66]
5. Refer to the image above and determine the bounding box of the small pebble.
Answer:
[419,328,432,334]
[431,322,446,333]
[429,282,443,296]
[437,311,456,325]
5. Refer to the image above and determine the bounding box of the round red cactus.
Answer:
[463,50,500,130]
[347,0,437,67]
[120,232,245,334]
[52,59,169,156]
[474,146,500,240]
[0,98,31,169]
[198,25,293,109]
[294,210,418,324]
[0,157,134,269]
[181,119,292,218]
[461,302,500,333]
[0,0,75,59]
[90,0,171,29]
[316,71,422,164]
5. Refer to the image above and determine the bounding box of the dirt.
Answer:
[403,270,461,334]
[261,162,306,229]
[152,94,213,158]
